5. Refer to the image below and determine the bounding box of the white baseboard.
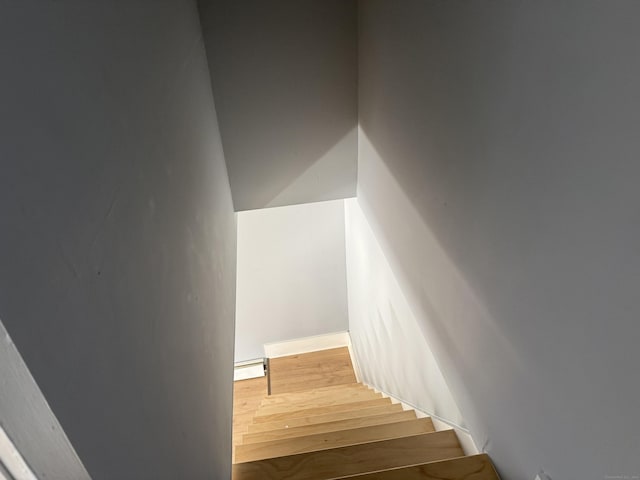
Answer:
[345,337,362,383]
[369,386,479,456]
[233,360,265,381]
[263,331,351,358]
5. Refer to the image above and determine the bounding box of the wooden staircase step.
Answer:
[234,376,267,395]
[233,377,268,437]
[234,350,500,480]
[232,430,464,479]
[269,363,355,379]
[241,410,418,444]
[261,383,366,405]
[246,403,405,433]
[234,411,260,428]
[269,347,353,366]
[270,373,358,394]
[236,417,436,462]
[334,454,500,479]
[260,388,369,409]
[269,347,357,394]
[256,388,380,415]
[251,398,392,424]
[270,354,354,370]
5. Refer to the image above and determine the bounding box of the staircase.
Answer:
[232,348,500,479]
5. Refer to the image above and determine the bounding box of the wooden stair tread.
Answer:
[252,398,392,424]
[270,357,354,371]
[232,430,464,479]
[260,383,376,407]
[270,374,358,394]
[241,410,418,444]
[246,403,405,433]
[269,347,353,365]
[234,350,499,479]
[269,364,355,379]
[232,376,268,463]
[261,383,366,404]
[256,388,381,415]
[264,382,364,397]
[269,347,357,394]
[333,454,500,479]
[236,418,436,462]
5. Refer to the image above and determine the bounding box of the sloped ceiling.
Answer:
[199,0,358,211]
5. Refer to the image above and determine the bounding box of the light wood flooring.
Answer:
[231,348,501,479]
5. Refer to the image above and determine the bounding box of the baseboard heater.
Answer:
[234,358,267,381]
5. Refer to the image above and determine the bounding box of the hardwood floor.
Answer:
[232,376,267,462]
[241,409,417,443]
[231,348,501,479]
[244,403,405,433]
[334,454,500,479]
[268,347,356,394]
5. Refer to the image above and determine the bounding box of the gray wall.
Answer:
[199,0,358,211]
[235,200,349,362]
[0,2,236,479]
[358,1,640,478]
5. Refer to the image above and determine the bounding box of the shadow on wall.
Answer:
[356,128,535,477]
[345,197,467,429]
[357,2,640,478]
[347,157,522,429]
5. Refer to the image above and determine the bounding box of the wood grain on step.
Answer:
[232,430,464,479]
[270,373,358,394]
[270,364,354,377]
[241,410,418,444]
[269,347,352,365]
[269,347,356,394]
[235,418,436,462]
[260,383,365,405]
[251,398,392,424]
[246,403,404,433]
[255,388,381,415]
[259,387,369,410]
[333,454,501,479]
[232,376,268,462]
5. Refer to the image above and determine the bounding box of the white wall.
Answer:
[199,0,357,211]
[0,2,236,478]
[358,1,640,478]
[345,199,464,428]
[235,200,349,361]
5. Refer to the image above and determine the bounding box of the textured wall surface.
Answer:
[344,199,464,428]
[0,2,237,478]
[358,1,640,478]
[199,0,357,211]
[235,200,349,361]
